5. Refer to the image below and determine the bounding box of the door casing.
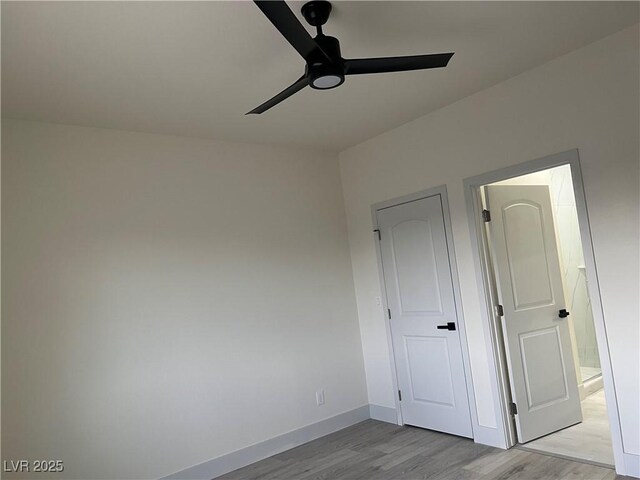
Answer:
[463,149,626,475]
[371,185,478,438]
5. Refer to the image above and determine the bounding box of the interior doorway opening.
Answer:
[482,164,613,467]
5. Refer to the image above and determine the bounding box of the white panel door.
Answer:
[485,185,582,443]
[377,195,472,437]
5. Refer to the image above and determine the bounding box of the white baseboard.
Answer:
[623,452,640,478]
[369,404,397,424]
[579,375,604,400]
[161,405,370,480]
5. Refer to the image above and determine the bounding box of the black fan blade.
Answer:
[344,52,454,75]
[247,75,308,114]
[254,1,330,62]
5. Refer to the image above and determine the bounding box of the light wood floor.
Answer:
[218,419,623,480]
[522,389,614,467]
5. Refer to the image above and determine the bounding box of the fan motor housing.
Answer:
[306,35,345,90]
[307,63,344,89]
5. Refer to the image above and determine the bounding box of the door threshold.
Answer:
[515,444,614,470]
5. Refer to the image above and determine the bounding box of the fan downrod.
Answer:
[301,1,332,28]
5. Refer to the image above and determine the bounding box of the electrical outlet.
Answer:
[316,389,325,406]
[375,296,382,307]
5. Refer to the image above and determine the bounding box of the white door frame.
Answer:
[463,149,627,475]
[371,185,478,439]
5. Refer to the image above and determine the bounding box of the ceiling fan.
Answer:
[248,0,454,114]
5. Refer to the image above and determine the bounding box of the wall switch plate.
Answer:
[316,389,325,406]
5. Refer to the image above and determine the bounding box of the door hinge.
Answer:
[509,402,518,415]
[373,229,381,241]
[482,209,491,222]
[398,390,402,401]
[388,308,391,319]
[495,304,504,317]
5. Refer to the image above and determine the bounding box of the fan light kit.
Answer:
[248,0,454,114]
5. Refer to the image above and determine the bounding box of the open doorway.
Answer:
[463,150,623,472]
[483,165,613,467]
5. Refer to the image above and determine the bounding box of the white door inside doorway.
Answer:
[376,194,473,438]
[484,184,582,443]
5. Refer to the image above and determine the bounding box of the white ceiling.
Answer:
[2,1,638,151]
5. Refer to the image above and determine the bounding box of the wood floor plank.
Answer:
[216,456,290,480]
[215,419,625,480]
[463,446,531,475]
[264,447,360,480]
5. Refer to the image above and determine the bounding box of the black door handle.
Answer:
[437,322,456,331]
[559,309,570,318]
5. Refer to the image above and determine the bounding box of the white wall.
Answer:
[1,119,367,479]
[339,23,639,460]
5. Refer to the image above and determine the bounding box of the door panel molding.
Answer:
[404,335,456,407]
[391,219,443,315]
[502,200,555,310]
[519,326,569,411]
